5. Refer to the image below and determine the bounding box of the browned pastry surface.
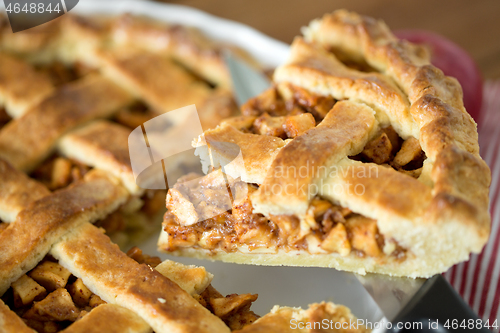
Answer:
[252,100,376,216]
[50,222,230,333]
[59,304,150,333]
[0,171,128,295]
[275,38,413,137]
[111,14,232,88]
[98,50,212,113]
[0,299,36,333]
[58,120,138,194]
[301,10,490,235]
[197,124,289,185]
[0,53,54,118]
[0,75,133,172]
[161,10,491,277]
[0,159,50,222]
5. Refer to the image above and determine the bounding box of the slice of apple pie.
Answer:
[159,10,491,278]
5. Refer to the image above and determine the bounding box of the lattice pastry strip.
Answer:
[49,222,230,333]
[160,10,491,278]
[1,221,366,333]
[0,169,225,332]
[0,159,50,222]
[0,53,54,118]
[251,100,378,216]
[0,12,243,255]
[0,74,133,172]
[0,170,128,295]
[59,304,151,333]
[108,13,258,89]
[274,38,417,139]
[96,49,237,130]
[57,120,140,195]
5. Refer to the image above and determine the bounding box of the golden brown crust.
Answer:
[195,124,289,184]
[98,49,212,114]
[303,10,490,245]
[232,306,297,333]
[169,10,491,277]
[110,14,232,88]
[0,159,50,222]
[0,74,133,172]
[57,14,111,66]
[0,53,54,118]
[251,101,376,216]
[274,38,415,138]
[0,170,128,295]
[58,120,139,194]
[0,16,61,62]
[197,89,239,131]
[0,299,35,333]
[60,304,151,333]
[50,223,230,333]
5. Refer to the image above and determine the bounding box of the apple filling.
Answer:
[162,174,407,260]
[29,154,165,248]
[162,85,424,261]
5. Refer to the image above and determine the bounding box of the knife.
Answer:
[224,51,491,332]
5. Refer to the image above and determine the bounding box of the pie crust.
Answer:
[159,10,491,278]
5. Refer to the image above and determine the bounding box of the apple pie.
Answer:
[0,10,371,333]
[159,10,491,278]
[0,175,365,332]
[0,11,248,246]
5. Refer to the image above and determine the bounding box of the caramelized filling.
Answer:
[1,248,258,332]
[126,247,259,331]
[0,221,8,234]
[237,85,426,177]
[240,84,335,126]
[30,154,165,248]
[35,61,96,87]
[351,127,426,178]
[166,86,422,261]
[163,175,407,261]
[31,154,91,191]
[1,255,106,333]
[0,107,11,130]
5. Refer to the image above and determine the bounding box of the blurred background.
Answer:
[160,0,500,79]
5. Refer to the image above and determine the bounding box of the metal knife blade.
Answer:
[356,273,425,322]
[223,53,488,331]
[223,51,271,107]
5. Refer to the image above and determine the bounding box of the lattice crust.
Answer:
[0,222,363,333]
[0,11,266,333]
[0,53,54,118]
[0,10,361,333]
[161,10,491,278]
[0,170,129,296]
[0,159,50,222]
[0,74,134,172]
[49,222,231,333]
[0,12,241,242]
